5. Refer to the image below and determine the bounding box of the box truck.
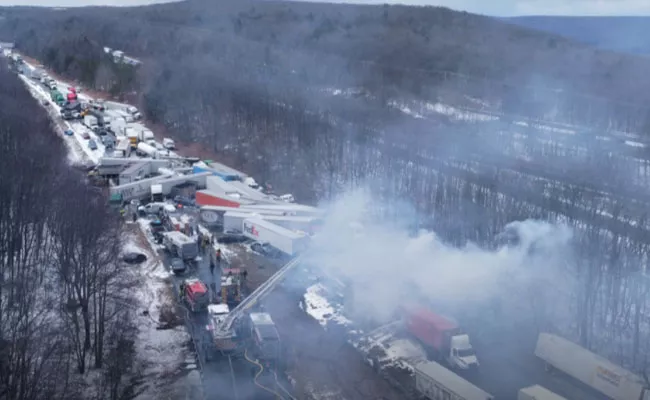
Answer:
[83,115,98,130]
[413,361,492,400]
[162,231,198,261]
[404,306,479,371]
[242,218,309,256]
[518,385,566,400]
[535,333,650,400]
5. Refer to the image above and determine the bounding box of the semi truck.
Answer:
[535,333,650,400]
[518,385,566,400]
[50,89,65,105]
[404,306,479,371]
[413,360,492,400]
[126,128,139,148]
[137,129,154,143]
[242,217,309,256]
[162,231,198,261]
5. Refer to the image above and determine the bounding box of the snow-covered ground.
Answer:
[19,59,202,399]
[122,229,203,400]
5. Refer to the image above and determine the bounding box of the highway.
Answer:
[153,219,295,400]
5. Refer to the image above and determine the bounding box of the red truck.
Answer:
[67,91,77,102]
[404,305,480,371]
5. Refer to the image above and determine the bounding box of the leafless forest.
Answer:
[3,0,650,397]
[0,62,142,400]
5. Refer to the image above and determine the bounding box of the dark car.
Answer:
[170,258,186,275]
[250,242,283,259]
[123,252,147,264]
[88,139,97,150]
[64,129,74,136]
[173,195,196,207]
[217,233,248,244]
[82,131,90,139]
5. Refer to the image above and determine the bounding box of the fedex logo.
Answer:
[244,223,259,237]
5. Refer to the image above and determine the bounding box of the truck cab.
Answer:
[448,334,479,370]
[180,279,209,312]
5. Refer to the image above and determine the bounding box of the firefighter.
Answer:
[119,208,126,218]
[132,212,137,223]
[216,249,222,265]
[179,282,186,300]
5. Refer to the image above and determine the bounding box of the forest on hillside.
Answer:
[4,0,650,379]
[0,62,141,400]
[506,16,650,55]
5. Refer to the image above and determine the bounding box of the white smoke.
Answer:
[307,189,575,327]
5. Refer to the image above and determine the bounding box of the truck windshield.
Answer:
[457,348,475,358]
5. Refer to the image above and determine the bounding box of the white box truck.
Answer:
[414,361,493,400]
[518,385,566,400]
[162,231,198,261]
[83,115,98,130]
[163,138,175,149]
[535,333,650,400]
[242,218,309,256]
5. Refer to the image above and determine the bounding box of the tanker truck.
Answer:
[136,142,158,158]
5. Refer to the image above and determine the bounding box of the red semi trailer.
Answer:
[403,305,480,371]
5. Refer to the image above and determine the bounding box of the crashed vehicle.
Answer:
[180,278,209,312]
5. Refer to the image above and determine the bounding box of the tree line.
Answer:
[4,0,650,376]
[0,61,140,400]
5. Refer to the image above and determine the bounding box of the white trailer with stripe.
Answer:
[535,333,650,400]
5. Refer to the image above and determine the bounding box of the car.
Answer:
[173,195,196,207]
[82,131,90,139]
[122,252,147,264]
[170,258,186,275]
[250,242,283,259]
[88,139,97,150]
[217,233,248,244]
[64,129,73,136]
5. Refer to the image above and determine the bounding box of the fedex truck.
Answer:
[242,218,309,256]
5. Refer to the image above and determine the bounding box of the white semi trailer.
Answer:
[535,333,650,400]
[518,385,566,400]
[413,360,493,400]
[242,218,309,256]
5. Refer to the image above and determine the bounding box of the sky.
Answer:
[1,0,650,17]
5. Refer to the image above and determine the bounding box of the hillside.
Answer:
[3,0,650,200]
[505,16,650,55]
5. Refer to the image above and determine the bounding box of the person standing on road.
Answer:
[216,249,222,265]
[209,260,215,276]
